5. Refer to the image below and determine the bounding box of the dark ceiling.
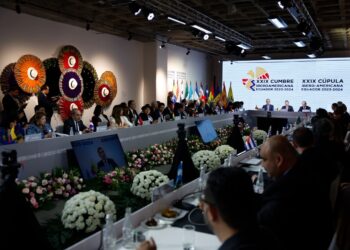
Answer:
[1,0,349,60]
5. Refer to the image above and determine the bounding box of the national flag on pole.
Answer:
[205,83,209,100]
[208,83,215,102]
[184,81,189,100]
[228,82,234,102]
[180,80,184,100]
[214,81,221,98]
[189,81,194,100]
[221,82,228,108]
[172,80,177,101]
[244,135,257,150]
[176,80,180,102]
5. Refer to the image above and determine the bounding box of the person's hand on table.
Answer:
[137,237,157,250]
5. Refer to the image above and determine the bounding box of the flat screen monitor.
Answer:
[71,134,126,180]
[195,119,218,143]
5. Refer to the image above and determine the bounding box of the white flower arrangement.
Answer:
[61,190,116,233]
[214,145,236,161]
[253,129,268,144]
[192,150,221,171]
[130,170,169,200]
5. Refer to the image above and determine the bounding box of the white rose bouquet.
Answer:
[192,150,221,171]
[130,170,169,200]
[214,145,236,161]
[253,129,268,145]
[61,190,116,233]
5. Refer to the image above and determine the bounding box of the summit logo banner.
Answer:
[242,67,269,91]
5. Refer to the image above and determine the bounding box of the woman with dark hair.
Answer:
[0,116,23,144]
[109,105,124,128]
[91,105,109,131]
[139,105,153,124]
[121,106,133,127]
[26,111,53,138]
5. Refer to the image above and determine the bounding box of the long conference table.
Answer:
[0,110,312,179]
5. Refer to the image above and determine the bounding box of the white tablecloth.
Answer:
[144,226,220,250]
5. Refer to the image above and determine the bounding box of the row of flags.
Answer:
[171,80,234,106]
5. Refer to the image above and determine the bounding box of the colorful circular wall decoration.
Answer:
[58,45,83,74]
[14,54,46,94]
[59,69,83,102]
[94,79,113,107]
[43,58,61,99]
[58,97,84,121]
[81,61,98,109]
[100,71,117,99]
[0,63,30,103]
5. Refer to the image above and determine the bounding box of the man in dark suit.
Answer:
[258,135,330,250]
[280,100,294,112]
[262,98,274,111]
[298,100,311,112]
[162,101,175,121]
[127,100,139,126]
[63,108,89,134]
[2,86,27,122]
[38,85,56,125]
[96,147,118,172]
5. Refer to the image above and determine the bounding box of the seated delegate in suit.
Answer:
[280,100,294,112]
[63,108,89,134]
[96,146,118,173]
[262,98,274,111]
[298,101,311,112]
[26,111,53,139]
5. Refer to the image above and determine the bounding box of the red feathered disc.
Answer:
[58,45,83,74]
[94,79,113,107]
[58,97,84,121]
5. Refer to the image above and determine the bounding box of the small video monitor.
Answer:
[70,134,126,180]
[195,119,218,144]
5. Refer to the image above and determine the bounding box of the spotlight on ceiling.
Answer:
[143,8,155,21]
[293,41,306,47]
[307,53,316,58]
[230,61,233,65]
[129,1,142,16]
[262,55,271,60]
[186,48,191,55]
[277,0,291,10]
[192,29,201,38]
[203,34,210,40]
[310,37,323,51]
[225,41,236,54]
[268,16,288,29]
[86,22,90,31]
[297,20,311,36]
[127,33,133,41]
[159,41,166,49]
[15,4,21,14]
[218,60,221,63]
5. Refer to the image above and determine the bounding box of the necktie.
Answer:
[75,121,79,132]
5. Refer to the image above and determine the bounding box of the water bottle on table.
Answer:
[254,168,264,194]
[122,207,134,249]
[103,213,116,250]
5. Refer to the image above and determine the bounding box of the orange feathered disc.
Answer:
[100,71,117,99]
[14,55,46,94]
[58,45,83,74]
[94,79,113,107]
[58,97,84,121]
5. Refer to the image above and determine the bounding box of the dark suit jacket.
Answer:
[38,92,53,118]
[2,94,19,120]
[97,158,118,173]
[262,104,274,111]
[162,107,174,121]
[281,105,294,112]
[63,118,87,134]
[258,162,331,250]
[298,106,311,112]
[128,108,139,126]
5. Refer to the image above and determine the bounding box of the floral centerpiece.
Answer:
[191,150,221,171]
[216,126,232,144]
[61,190,116,233]
[101,168,137,191]
[50,169,84,198]
[130,170,169,200]
[144,144,174,167]
[252,129,268,145]
[214,145,236,161]
[16,176,52,209]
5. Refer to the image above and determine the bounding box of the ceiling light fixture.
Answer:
[307,53,316,58]
[15,4,21,14]
[191,24,212,34]
[268,16,288,29]
[297,20,311,36]
[277,1,285,9]
[186,48,191,55]
[262,55,271,60]
[86,22,90,31]
[293,41,306,47]
[167,16,186,25]
[203,34,210,40]
[237,43,251,50]
[127,33,133,41]
[214,36,226,42]
[143,8,155,21]
[129,2,142,16]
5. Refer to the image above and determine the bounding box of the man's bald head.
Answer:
[260,135,298,178]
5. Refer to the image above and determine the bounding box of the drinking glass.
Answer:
[183,225,195,250]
